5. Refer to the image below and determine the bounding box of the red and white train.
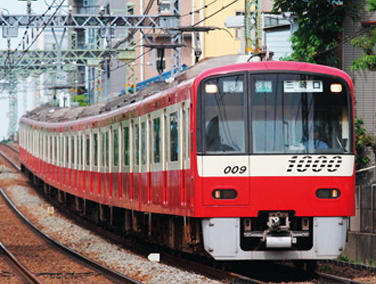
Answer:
[19,55,355,262]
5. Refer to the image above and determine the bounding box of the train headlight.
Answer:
[316,188,341,199]
[330,83,342,93]
[205,84,218,94]
[212,189,238,199]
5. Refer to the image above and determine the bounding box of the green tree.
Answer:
[355,118,375,169]
[351,0,376,71]
[273,0,359,66]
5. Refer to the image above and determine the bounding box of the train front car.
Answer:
[193,61,355,261]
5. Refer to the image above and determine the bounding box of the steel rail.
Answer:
[0,185,142,284]
[0,241,43,284]
[316,271,369,284]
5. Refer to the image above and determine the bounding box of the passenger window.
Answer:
[105,132,109,167]
[134,124,139,166]
[113,128,119,167]
[170,112,178,162]
[80,136,83,166]
[123,126,130,166]
[54,136,57,163]
[141,122,146,165]
[86,135,90,167]
[101,133,108,167]
[93,133,98,167]
[153,117,161,164]
[65,136,69,165]
[50,136,52,162]
[71,136,75,166]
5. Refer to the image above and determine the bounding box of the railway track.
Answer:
[0,142,20,168]
[0,142,374,284]
[0,185,142,284]
[0,240,41,283]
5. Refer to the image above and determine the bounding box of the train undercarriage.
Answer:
[23,165,347,263]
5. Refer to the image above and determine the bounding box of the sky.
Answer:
[0,0,68,140]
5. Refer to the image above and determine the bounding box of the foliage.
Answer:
[355,118,375,169]
[318,265,333,272]
[366,258,376,267]
[338,254,350,262]
[71,93,89,106]
[272,0,360,66]
[351,0,376,71]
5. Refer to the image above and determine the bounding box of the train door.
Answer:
[181,101,191,208]
[77,131,83,195]
[139,114,148,209]
[83,130,90,194]
[120,120,132,206]
[132,118,141,207]
[40,132,43,176]
[53,134,57,183]
[59,132,63,186]
[64,134,69,187]
[92,129,99,197]
[166,104,181,210]
[47,134,50,180]
[150,110,163,208]
[100,127,110,203]
[111,123,121,201]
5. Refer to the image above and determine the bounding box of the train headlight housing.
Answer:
[316,188,341,199]
[212,189,238,199]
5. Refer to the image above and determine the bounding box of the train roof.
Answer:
[21,55,351,124]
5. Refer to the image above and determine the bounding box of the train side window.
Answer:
[153,117,161,164]
[40,133,43,161]
[134,123,139,166]
[49,135,52,163]
[170,112,179,162]
[65,136,69,166]
[123,126,130,166]
[54,136,58,164]
[106,132,109,167]
[80,135,83,167]
[113,128,119,167]
[141,122,146,165]
[101,133,105,167]
[93,133,98,167]
[71,135,75,167]
[86,134,90,167]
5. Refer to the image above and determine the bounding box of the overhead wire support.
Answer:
[0,14,180,29]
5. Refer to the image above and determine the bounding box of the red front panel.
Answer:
[194,175,355,218]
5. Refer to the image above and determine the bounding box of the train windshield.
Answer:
[252,74,352,154]
[198,72,352,155]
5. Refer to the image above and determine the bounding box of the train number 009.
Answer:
[223,166,247,174]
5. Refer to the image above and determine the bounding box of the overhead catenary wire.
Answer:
[1,0,65,82]
[112,0,239,76]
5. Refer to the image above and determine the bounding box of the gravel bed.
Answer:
[0,173,223,284]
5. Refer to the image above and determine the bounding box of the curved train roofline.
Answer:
[21,56,353,128]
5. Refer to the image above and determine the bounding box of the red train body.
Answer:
[20,56,355,261]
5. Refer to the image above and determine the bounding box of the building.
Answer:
[69,0,295,103]
[342,0,376,262]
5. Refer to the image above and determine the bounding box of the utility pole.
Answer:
[244,0,262,54]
